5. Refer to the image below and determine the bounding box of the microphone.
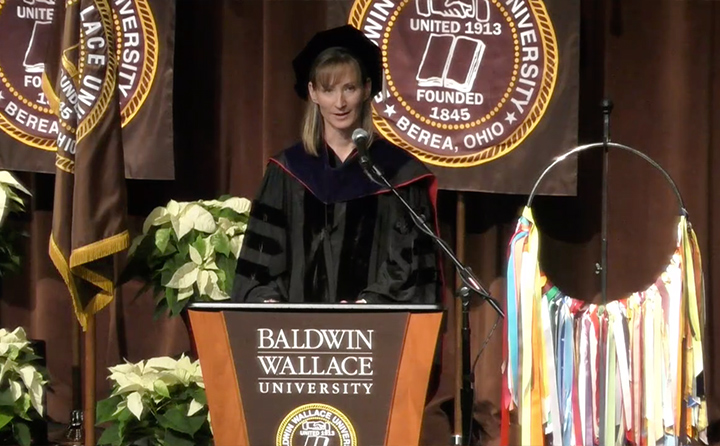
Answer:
[352,128,372,171]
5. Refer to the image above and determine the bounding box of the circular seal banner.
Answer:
[276,403,358,446]
[0,0,158,151]
[349,0,558,167]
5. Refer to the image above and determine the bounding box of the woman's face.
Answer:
[308,63,370,134]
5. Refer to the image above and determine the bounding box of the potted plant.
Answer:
[121,196,251,318]
[0,327,47,446]
[96,354,212,446]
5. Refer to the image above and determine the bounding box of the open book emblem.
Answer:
[416,34,486,93]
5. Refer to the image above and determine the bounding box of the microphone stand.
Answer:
[359,156,505,446]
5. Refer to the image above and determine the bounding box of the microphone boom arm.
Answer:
[361,160,505,318]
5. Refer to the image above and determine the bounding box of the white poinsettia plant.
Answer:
[121,196,251,318]
[0,327,47,446]
[0,171,29,227]
[96,355,212,446]
[0,171,30,278]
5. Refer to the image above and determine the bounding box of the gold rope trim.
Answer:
[55,156,75,174]
[120,0,159,125]
[69,230,129,269]
[61,44,81,83]
[0,113,57,151]
[49,234,88,330]
[41,72,61,116]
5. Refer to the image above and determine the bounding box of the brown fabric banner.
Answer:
[343,0,579,194]
[0,0,175,179]
[43,0,128,330]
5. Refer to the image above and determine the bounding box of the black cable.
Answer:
[466,313,501,446]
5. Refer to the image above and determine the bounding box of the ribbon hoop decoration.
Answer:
[526,142,687,216]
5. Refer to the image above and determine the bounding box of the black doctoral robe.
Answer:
[232,138,442,304]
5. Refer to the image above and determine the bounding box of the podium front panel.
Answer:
[190,305,442,446]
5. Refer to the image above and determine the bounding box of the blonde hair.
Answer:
[301,47,375,156]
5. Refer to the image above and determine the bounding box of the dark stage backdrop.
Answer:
[0,0,719,444]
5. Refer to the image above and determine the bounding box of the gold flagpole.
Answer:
[84,315,96,446]
[72,322,81,411]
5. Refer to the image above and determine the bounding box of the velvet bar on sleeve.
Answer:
[231,138,442,304]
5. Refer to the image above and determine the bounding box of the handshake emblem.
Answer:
[416,0,491,22]
[300,421,336,446]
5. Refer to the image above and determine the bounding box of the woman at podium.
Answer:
[232,25,441,305]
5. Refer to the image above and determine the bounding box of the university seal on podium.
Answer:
[276,403,358,446]
[0,0,159,151]
[349,0,559,167]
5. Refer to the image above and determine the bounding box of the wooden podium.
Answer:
[188,303,443,446]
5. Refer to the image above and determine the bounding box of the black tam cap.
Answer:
[292,25,383,100]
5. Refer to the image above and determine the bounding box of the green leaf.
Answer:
[16,394,31,420]
[191,388,207,406]
[17,352,41,363]
[123,233,158,271]
[160,269,175,289]
[116,406,133,423]
[96,395,123,424]
[170,387,192,403]
[210,232,231,257]
[155,228,172,254]
[157,405,206,435]
[177,241,189,259]
[7,348,20,361]
[97,422,121,445]
[191,236,207,260]
[216,255,237,294]
[0,390,15,406]
[165,288,177,313]
[13,421,31,446]
[169,290,188,317]
[162,244,178,257]
[218,208,243,220]
[154,298,170,320]
[154,380,170,399]
[0,412,11,430]
[162,429,195,446]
